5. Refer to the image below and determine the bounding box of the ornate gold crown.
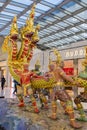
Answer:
[32,24,40,43]
[21,4,36,36]
[53,48,62,65]
[10,16,18,36]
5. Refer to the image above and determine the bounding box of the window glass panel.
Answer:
[70,27,79,32]
[0,25,4,28]
[0,14,13,19]
[52,10,66,18]
[0,17,10,21]
[44,16,56,22]
[36,8,45,14]
[76,10,87,19]
[73,35,81,40]
[0,20,8,24]
[40,1,55,8]
[66,17,79,23]
[62,1,82,12]
[20,16,27,20]
[0,3,3,6]
[79,23,87,29]
[62,30,71,35]
[80,0,87,4]
[4,8,20,14]
[58,22,68,27]
[39,21,47,26]
[6,5,24,11]
[12,0,33,5]
[45,0,64,5]
[36,3,50,11]
[1,11,15,16]
[80,33,87,38]
[17,21,25,25]
[0,0,6,2]
[35,12,41,17]
[10,2,27,8]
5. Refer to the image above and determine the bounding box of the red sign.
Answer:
[63,68,74,76]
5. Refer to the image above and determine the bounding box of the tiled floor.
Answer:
[0,87,87,130]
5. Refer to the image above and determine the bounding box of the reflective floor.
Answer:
[0,87,87,130]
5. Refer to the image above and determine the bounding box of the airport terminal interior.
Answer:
[0,0,87,130]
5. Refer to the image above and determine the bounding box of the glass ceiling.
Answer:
[0,0,87,50]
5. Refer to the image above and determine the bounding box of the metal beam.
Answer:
[40,7,86,32]
[73,0,87,7]
[0,0,11,12]
[43,30,87,46]
[41,20,87,39]
[49,39,87,49]
[35,0,71,21]
[0,0,41,32]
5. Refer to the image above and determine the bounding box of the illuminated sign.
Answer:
[65,48,85,59]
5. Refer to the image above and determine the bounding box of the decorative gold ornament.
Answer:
[53,48,62,65]
[10,16,18,36]
[32,24,40,43]
[21,4,36,36]
[2,36,10,52]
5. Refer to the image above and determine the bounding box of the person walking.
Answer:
[1,75,6,90]
[13,79,18,94]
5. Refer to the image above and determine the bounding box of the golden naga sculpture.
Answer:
[2,4,56,88]
[2,4,40,83]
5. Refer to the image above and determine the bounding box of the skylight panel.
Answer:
[18,18,25,23]
[35,12,41,17]
[0,2,4,6]
[73,35,81,40]
[40,1,55,8]
[35,8,45,14]
[0,14,13,20]
[6,5,24,11]
[62,30,71,35]
[10,1,27,8]
[80,0,87,4]
[66,17,79,24]
[12,0,33,5]
[45,0,64,5]
[4,8,20,14]
[17,21,25,25]
[0,20,8,24]
[70,27,79,32]
[0,25,4,28]
[79,23,87,29]
[1,11,15,16]
[52,10,66,18]
[76,10,87,20]
[0,17,10,21]
[62,1,82,13]
[58,22,68,27]
[36,3,50,11]
[0,0,6,2]
[80,33,87,38]
[44,16,56,22]
[49,26,59,30]
[20,16,27,20]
